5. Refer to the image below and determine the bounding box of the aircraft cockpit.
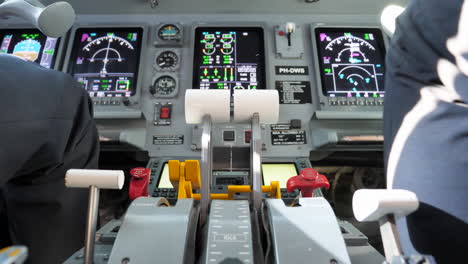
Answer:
[1,0,441,263]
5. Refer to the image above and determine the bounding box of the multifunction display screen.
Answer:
[315,28,386,98]
[193,27,265,93]
[69,28,143,97]
[262,164,298,189]
[0,29,59,68]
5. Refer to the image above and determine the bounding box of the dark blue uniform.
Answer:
[384,0,468,262]
[0,54,99,263]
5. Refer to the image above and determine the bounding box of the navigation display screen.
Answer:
[193,27,265,93]
[0,29,59,69]
[69,28,143,97]
[262,164,298,188]
[315,28,386,98]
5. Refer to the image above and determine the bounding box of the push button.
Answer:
[224,131,235,142]
[245,130,252,143]
[160,107,171,119]
[290,119,301,129]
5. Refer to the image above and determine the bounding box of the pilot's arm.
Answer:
[0,54,99,263]
[384,0,468,262]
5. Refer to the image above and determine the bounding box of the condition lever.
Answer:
[286,168,330,197]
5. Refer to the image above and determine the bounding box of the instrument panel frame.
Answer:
[0,24,68,71]
[189,22,272,93]
[62,23,150,107]
[310,23,390,120]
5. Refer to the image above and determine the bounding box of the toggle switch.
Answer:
[285,22,296,46]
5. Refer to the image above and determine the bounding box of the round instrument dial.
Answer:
[153,76,177,97]
[158,24,181,41]
[155,51,179,70]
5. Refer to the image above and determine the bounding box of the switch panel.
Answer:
[223,130,236,142]
[274,23,304,59]
[154,102,173,126]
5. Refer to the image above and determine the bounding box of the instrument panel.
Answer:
[2,13,388,152]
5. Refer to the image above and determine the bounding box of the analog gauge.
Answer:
[155,51,179,70]
[152,76,177,97]
[158,24,181,41]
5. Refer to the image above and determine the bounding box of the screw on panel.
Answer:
[148,0,159,8]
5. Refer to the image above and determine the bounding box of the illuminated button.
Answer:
[224,131,236,142]
[348,98,357,106]
[245,130,252,143]
[339,100,348,106]
[329,99,339,106]
[357,99,366,106]
[377,99,384,106]
[160,107,171,119]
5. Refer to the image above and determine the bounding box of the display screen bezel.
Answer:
[68,27,144,97]
[192,26,266,93]
[0,28,61,69]
[314,27,386,98]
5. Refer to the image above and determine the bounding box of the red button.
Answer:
[245,130,252,143]
[160,107,171,119]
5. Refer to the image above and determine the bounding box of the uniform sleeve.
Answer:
[2,72,100,263]
[383,0,468,262]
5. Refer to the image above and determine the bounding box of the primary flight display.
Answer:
[315,28,386,98]
[69,27,143,97]
[0,29,59,69]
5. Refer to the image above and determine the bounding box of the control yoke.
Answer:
[0,0,76,37]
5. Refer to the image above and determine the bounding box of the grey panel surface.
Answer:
[108,197,197,264]
[266,197,351,264]
[201,200,254,264]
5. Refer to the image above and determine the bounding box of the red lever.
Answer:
[129,167,151,200]
[286,168,330,198]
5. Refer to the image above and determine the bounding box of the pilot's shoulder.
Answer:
[0,53,82,93]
